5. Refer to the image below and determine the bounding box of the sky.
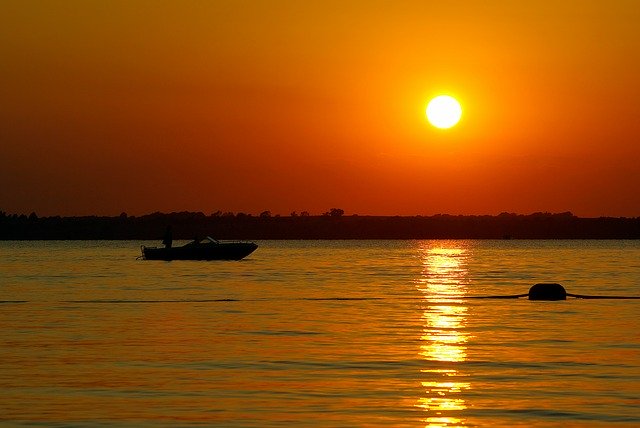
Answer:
[2,0,640,217]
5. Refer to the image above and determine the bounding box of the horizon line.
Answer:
[2,210,639,220]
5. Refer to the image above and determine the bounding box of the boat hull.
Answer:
[142,242,257,261]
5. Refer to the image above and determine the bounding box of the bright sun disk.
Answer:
[426,96,462,129]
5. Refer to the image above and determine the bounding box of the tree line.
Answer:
[1,210,639,240]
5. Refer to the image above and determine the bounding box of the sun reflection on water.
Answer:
[415,243,471,428]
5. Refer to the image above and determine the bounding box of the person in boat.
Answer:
[162,226,173,249]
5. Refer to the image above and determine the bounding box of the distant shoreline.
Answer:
[1,211,639,240]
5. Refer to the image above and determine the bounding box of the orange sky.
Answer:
[2,1,640,217]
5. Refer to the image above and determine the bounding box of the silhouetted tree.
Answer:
[325,208,344,217]
[259,210,272,218]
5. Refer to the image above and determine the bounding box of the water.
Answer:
[1,240,639,426]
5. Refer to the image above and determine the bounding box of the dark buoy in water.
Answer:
[528,283,567,300]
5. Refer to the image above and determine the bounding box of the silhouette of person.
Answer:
[162,226,173,249]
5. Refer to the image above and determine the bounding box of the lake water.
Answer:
[1,240,639,427]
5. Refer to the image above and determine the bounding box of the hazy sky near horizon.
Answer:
[2,1,640,217]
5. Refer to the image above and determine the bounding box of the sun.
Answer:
[426,95,462,129]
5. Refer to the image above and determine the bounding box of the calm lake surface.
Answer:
[1,240,639,427]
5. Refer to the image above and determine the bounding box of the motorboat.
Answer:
[141,236,257,261]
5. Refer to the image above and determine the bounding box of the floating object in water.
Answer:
[464,283,640,300]
[528,283,567,301]
[140,236,258,261]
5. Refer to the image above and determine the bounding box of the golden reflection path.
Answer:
[415,243,471,428]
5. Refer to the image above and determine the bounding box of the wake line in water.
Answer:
[57,285,640,303]
[2,295,639,305]
[63,297,385,303]
[460,283,640,300]
[463,294,640,299]
[1,297,386,304]
[3,285,640,305]
[567,293,640,299]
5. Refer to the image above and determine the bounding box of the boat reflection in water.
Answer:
[415,243,472,428]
